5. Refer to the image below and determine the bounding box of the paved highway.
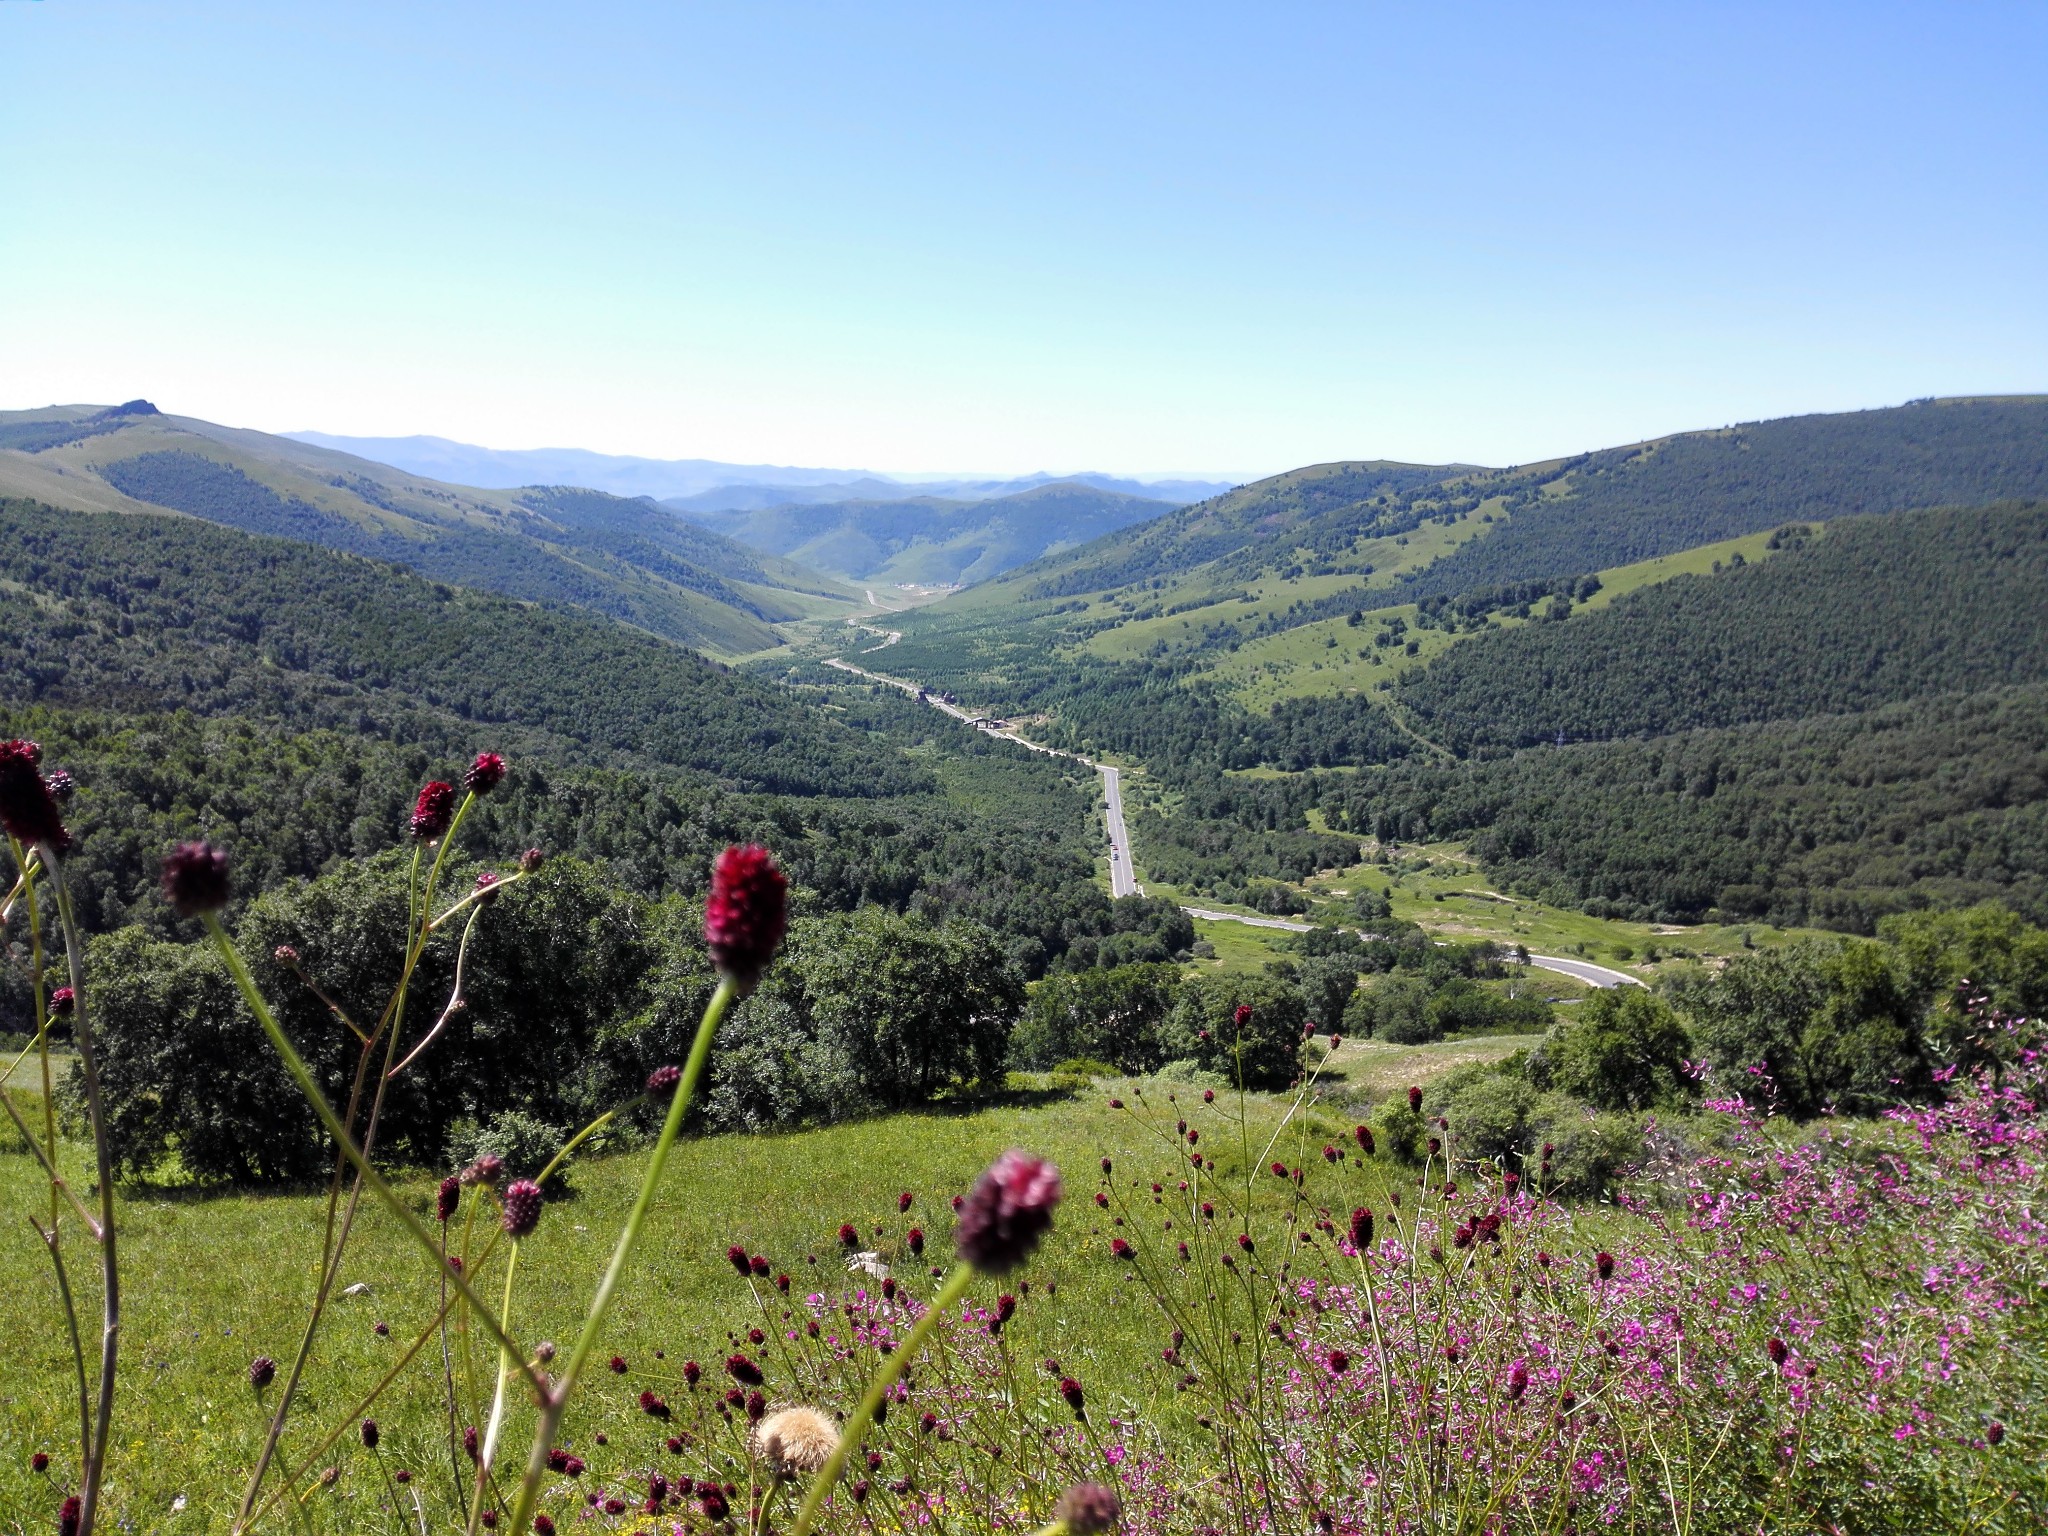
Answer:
[1521,953,1646,989]
[824,654,1144,896]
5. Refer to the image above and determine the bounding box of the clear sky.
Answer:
[3,3,2042,477]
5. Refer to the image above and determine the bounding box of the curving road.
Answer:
[1520,953,1645,989]
[824,653,1144,896]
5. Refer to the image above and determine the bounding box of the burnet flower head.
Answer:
[0,740,70,854]
[954,1150,1062,1275]
[704,844,788,995]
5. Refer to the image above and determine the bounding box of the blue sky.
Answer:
[3,2,2042,476]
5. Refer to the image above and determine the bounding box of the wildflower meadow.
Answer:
[4,746,2044,1534]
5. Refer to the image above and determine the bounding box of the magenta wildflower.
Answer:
[500,1178,543,1239]
[704,844,788,993]
[1055,1482,1121,1534]
[1507,1361,1529,1400]
[409,780,457,842]
[464,751,507,795]
[0,740,69,853]
[954,1150,1063,1276]
[161,840,231,916]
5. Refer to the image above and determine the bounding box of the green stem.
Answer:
[501,978,737,1536]
[789,1262,976,1536]
[202,914,545,1394]
[479,1247,522,1473]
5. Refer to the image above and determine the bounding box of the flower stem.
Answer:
[789,1261,976,1536]
[501,978,736,1536]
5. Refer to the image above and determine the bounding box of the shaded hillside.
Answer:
[0,405,857,655]
[676,479,1175,585]
[1397,501,2048,753]
[0,499,916,798]
[1322,684,2048,930]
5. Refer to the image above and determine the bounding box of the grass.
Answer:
[0,1080,1407,1530]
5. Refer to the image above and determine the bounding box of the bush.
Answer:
[1354,973,1436,1043]
[1529,1092,1646,1197]
[1545,988,1693,1111]
[1009,963,1181,1073]
[1676,938,1930,1116]
[1161,974,1310,1090]
[450,1109,568,1189]
[1441,1072,1538,1165]
[1371,1090,1429,1163]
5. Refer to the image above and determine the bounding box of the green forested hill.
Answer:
[1321,684,2048,929]
[1397,501,2048,753]
[1396,395,2048,604]
[0,404,858,655]
[0,499,915,798]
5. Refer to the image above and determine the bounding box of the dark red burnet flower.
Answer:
[1232,1004,1253,1027]
[1110,1238,1134,1261]
[1506,1361,1529,1400]
[898,1190,914,1212]
[472,870,500,905]
[1595,1251,1616,1281]
[360,1418,379,1449]
[249,1355,276,1388]
[1408,1085,1423,1112]
[1327,1349,1350,1374]
[437,1176,461,1224]
[48,986,75,1016]
[1055,1482,1121,1534]
[534,1515,558,1536]
[463,1425,480,1462]
[683,1360,702,1385]
[704,844,788,993]
[59,1496,81,1536]
[500,1178,544,1239]
[1059,1376,1086,1416]
[31,1451,50,1473]
[161,841,231,916]
[1355,1124,1376,1155]
[648,1064,682,1096]
[464,752,507,795]
[410,780,457,842]
[726,1243,752,1274]
[1350,1207,1374,1250]
[837,1222,859,1248]
[906,1226,925,1256]
[1986,1420,2005,1445]
[954,1150,1062,1276]
[609,1355,628,1374]
[518,847,546,874]
[0,740,70,853]
[725,1352,764,1386]
[640,1390,671,1419]
[1767,1337,1790,1368]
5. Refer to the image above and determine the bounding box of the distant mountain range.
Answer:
[670,480,1181,586]
[284,430,1233,510]
[0,403,860,656]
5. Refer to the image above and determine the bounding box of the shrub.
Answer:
[450,1109,567,1188]
[1441,1072,1537,1165]
[1528,1091,1646,1196]
[1009,963,1181,1073]
[1161,974,1309,1090]
[1355,973,1436,1043]
[1545,987,1693,1111]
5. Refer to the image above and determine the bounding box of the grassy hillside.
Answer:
[0,404,860,657]
[673,479,1176,587]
